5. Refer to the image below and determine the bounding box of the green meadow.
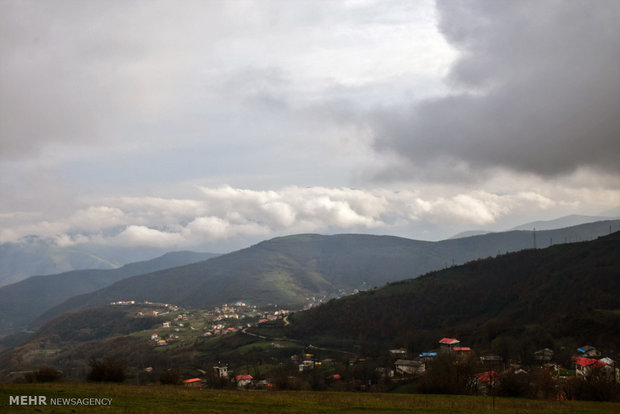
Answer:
[1,383,619,414]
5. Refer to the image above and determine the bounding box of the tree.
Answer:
[159,369,182,385]
[87,357,126,382]
[35,366,62,382]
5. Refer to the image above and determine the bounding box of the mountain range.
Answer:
[0,237,116,287]
[1,227,618,380]
[35,219,620,328]
[0,236,201,287]
[0,251,217,335]
[285,231,620,357]
[449,214,618,239]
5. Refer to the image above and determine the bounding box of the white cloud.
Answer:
[4,183,615,248]
[112,225,185,248]
[68,206,126,232]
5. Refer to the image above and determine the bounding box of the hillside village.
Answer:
[100,300,619,400]
[110,300,293,347]
[1,232,618,403]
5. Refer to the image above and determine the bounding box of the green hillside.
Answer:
[285,232,620,357]
[37,220,620,327]
[1,233,618,395]
[0,251,217,335]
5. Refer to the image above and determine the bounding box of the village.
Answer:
[110,299,293,347]
[110,300,619,399]
[182,337,620,397]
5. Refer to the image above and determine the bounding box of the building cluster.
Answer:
[135,301,294,346]
[387,338,619,392]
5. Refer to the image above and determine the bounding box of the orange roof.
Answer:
[235,374,253,381]
[183,378,201,383]
[439,338,460,344]
[454,347,471,351]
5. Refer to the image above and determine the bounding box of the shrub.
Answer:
[87,357,126,382]
[159,369,182,385]
[35,366,62,382]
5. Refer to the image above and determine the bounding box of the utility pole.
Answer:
[533,228,537,249]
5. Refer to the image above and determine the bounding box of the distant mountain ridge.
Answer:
[286,231,620,354]
[510,214,617,231]
[0,238,117,287]
[2,230,618,380]
[36,219,620,327]
[0,236,203,287]
[449,214,618,239]
[0,251,218,335]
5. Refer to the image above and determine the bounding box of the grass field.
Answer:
[1,383,619,413]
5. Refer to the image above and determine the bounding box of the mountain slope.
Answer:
[285,232,620,354]
[0,251,217,334]
[38,220,620,326]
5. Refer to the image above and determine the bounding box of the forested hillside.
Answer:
[286,232,620,358]
[37,221,620,326]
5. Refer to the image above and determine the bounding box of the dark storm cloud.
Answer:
[372,0,620,180]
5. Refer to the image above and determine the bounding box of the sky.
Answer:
[1,0,619,253]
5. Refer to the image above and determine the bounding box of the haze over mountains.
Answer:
[0,251,217,335]
[0,236,203,287]
[449,214,618,239]
[35,219,620,329]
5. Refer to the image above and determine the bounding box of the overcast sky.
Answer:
[1,0,619,252]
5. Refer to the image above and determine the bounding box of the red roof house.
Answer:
[475,371,498,383]
[439,337,461,351]
[573,356,609,378]
[573,357,607,368]
[183,378,202,388]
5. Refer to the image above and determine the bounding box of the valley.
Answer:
[1,230,618,403]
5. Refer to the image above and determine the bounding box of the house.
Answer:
[480,355,503,364]
[389,348,408,359]
[394,359,425,376]
[599,358,620,383]
[439,338,460,351]
[535,348,554,362]
[151,333,159,340]
[214,365,228,378]
[473,371,499,395]
[475,371,498,383]
[162,322,171,328]
[183,378,202,388]
[573,356,607,377]
[574,357,619,382]
[235,374,253,388]
[419,352,437,361]
[577,345,601,358]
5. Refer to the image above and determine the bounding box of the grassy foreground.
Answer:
[1,382,619,414]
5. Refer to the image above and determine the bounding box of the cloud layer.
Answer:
[1,1,618,252]
[371,0,620,181]
[3,182,617,249]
